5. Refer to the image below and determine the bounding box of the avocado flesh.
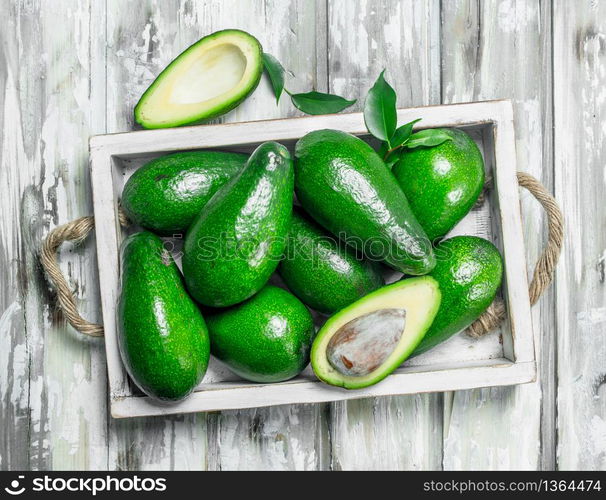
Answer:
[121,150,247,234]
[311,276,441,389]
[294,129,435,275]
[118,232,210,402]
[134,29,263,129]
[412,236,503,356]
[393,128,485,241]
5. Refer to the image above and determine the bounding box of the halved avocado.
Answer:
[134,29,263,129]
[311,276,441,389]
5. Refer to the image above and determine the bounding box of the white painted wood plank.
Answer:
[90,152,127,401]
[105,0,209,471]
[104,0,330,471]
[0,0,33,469]
[91,100,512,155]
[111,361,535,418]
[179,0,331,472]
[553,0,606,471]
[440,0,553,470]
[0,0,567,472]
[0,0,111,470]
[36,0,110,470]
[325,0,444,471]
[206,404,329,471]
[491,102,534,363]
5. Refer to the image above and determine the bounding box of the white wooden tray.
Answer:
[89,99,535,418]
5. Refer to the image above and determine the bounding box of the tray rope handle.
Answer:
[40,172,563,339]
[39,209,129,337]
[467,172,564,337]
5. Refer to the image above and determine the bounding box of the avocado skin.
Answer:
[118,231,210,401]
[134,29,263,129]
[183,142,294,307]
[279,210,384,314]
[412,236,503,356]
[294,129,435,275]
[206,285,315,382]
[122,151,247,234]
[393,128,485,241]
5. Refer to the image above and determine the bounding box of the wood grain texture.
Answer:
[0,0,32,469]
[187,0,330,471]
[326,0,444,471]
[1,0,600,471]
[553,0,606,470]
[1,0,109,470]
[105,0,207,471]
[208,0,332,471]
[92,100,534,428]
[440,0,553,470]
[104,0,330,471]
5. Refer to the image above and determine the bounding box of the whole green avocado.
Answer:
[118,231,210,401]
[121,150,247,234]
[183,142,294,307]
[393,128,485,241]
[279,210,384,314]
[412,236,503,356]
[206,285,315,383]
[294,129,435,275]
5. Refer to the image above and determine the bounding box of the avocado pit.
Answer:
[326,308,406,377]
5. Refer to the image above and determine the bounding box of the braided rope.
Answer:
[467,172,564,337]
[39,208,129,337]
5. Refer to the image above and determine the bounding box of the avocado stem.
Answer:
[383,144,404,161]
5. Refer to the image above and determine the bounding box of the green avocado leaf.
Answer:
[262,52,286,103]
[405,129,453,149]
[289,91,356,115]
[364,70,397,145]
[392,118,421,148]
[380,118,423,165]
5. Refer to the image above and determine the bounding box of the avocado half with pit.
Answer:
[311,276,441,389]
[134,29,263,129]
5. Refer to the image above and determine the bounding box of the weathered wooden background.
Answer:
[0,0,604,470]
